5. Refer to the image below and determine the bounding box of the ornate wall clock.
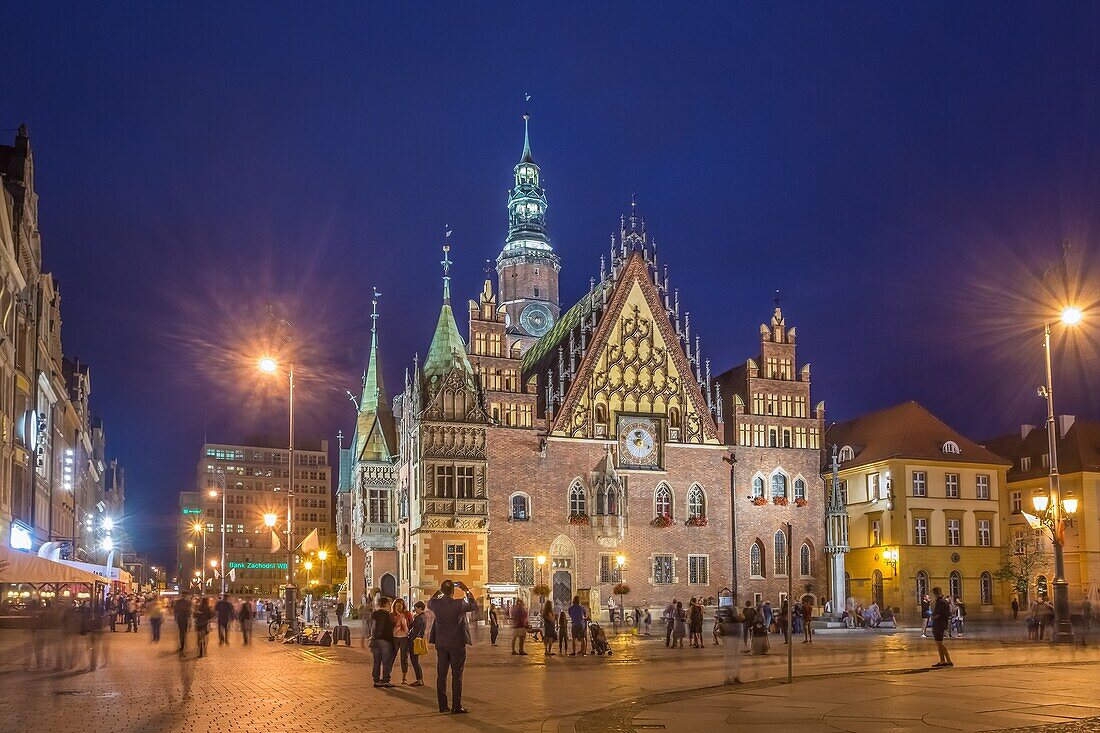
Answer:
[617,415,661,469]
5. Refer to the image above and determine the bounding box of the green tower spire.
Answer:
[423,239,473,383]
[355,286,393,462]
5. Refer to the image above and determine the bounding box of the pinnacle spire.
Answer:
[441,232,453,304]
[424,236,473,382]
[520,93,534,164]
[355,286,394,462]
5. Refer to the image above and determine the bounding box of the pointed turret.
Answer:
[355,287,395,462]
[520,112,535,165]
[424,241,473,383]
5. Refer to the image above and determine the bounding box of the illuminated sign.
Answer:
[181,508,202,515]
[227,561,288,570]
[10,523,33,551]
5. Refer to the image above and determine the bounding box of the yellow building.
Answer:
[826,402,1009,621]
[985,416,1099,609]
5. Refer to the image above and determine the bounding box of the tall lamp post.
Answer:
[260,356,297,634]
[191,522,207,588]
[210,474,227,594]
[1027,305,1084,643]
[536,554,547,604]
[318,550,328,588]
[615,554,626,622]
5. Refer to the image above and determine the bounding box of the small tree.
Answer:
[994,541,1046,600]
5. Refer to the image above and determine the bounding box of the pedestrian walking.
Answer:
[511,598,529,655]
[407,601,427,686]
[1011,596,1020,621]
[215,594,233,646]
[174,594,193,653]
[643,606,652,635]
[428,579,477,714]
[195,597,213,658]
[801,597,814,643]
[489,606,499,645]
[672,601,687,648]
[953,597,966,637]
[148,598,163,643]
[370,597,397,687]
[716,606,742,684]
[336,600,345,627]
[239,596,253,644]
[920,594,932,637]
[86,600,108,671]
[663,599,676,647]
[741,601,757,647]
[930,587,953,668]
[568,596,588,656]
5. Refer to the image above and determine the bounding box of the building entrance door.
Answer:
[553,571,572,609]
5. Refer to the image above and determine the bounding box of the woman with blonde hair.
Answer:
[391,598,413,684]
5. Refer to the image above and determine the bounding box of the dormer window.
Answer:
[942,441,961,455]
[838,445,855,462]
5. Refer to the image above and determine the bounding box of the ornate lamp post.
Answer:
[615,554,627,621]
[1023,305,1084,643]
[260,355,298,634]
[536,554,547,604]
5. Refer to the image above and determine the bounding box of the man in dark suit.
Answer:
[428,579,477,714]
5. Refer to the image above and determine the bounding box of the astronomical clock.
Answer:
[616,415,662,469]
[519,302,554,337]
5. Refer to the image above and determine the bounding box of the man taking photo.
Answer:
[428,579,477,714]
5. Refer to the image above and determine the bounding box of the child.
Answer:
[557,610,568,654]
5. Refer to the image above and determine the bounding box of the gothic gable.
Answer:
[422,367,490,424]
[550,252,719,443]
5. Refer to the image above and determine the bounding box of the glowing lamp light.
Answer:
[186,542,194,550]
[304,561,313,571]
[209,490,218,498]
[263,513,278,527]
[1032,491,1050,513]
[317,550,327,561]
[102,517,114,531]
[615,554,626,568]
[536,554,546,566]
[1061,306,1083,326]
[210,559,218,568]
[258,357,278,374]
[1063,490,1079,516]
[101,537,114,551]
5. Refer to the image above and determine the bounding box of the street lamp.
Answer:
[615,554,627,621]
[192,522,207,588]
[1029,304,1084,643]
[260,354,297,633]
[536,554,547,603]
[304,560,313,586]
[883,548,899,578]
[318,550,327,587]
[210,481,227,594]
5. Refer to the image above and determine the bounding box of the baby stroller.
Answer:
[589,620,613,656]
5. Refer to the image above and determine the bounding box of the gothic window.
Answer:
[774,530,788,576]
[916,570,929,602]
[513,557,534,585]
[750,541,764,578]
[569,482,586,516]
[687,485,705,518]
[949,570,962,599]
[752,476,765,498]
[793,478,806,501]
[607,488,619,516]
[456,466,475,499]
[771,473,788,499]
[782,428,792,448]
[768,428,778,447]
[654,484,672,519]
[596,487,606,515]
[980,571,993,605]
[510,493,530,521]
[368,487,389,523]
[799,543,811,576]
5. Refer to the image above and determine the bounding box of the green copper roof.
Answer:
[423,302,472,382]
[355,293,395,463]
[360,327,384,413]
[522,279,612,376]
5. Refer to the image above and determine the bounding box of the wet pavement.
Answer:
[0,622,1096,732]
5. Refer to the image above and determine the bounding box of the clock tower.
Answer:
[497,112,561,353]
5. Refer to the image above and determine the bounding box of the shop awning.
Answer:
[0,545,107,585]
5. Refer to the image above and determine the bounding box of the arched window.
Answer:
[949,570,962,600]
[687,484,705,518]
[750,541,764,578]
[915,570,929,603]
[1037,574,1048,599]
[752,476,765,498]
[942,440,961,455]
[844,572,852,601]
[794,478,806,501]
[607,488,619,516]
[569,482,586,516]
[979,571,993,605]
[774,530,787,575]
[655,484,672,519]
[595,487,607,516]
[799,543,811,576]
[771,473,788,499]
[839,445,855,462]
[510,494,530,521]
[872,569,884,606]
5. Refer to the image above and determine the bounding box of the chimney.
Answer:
[1057,415,1076,439]
[1020,424,1035,439]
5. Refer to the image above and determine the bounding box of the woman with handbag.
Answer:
[391,599,414,684]
[407,601,427,686]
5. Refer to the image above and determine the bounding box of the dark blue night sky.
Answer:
[6,3,1100,564]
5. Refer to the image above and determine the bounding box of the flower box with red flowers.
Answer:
[612,583,631,596]
[750,496,768,506]
[773,496,790,506]
[569,512,591,526]
[795,498,808,508]
[651,514,674,528]
[685,515,708,527]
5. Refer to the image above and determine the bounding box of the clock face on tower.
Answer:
[519,302,554,337]
[617,415,661,469]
